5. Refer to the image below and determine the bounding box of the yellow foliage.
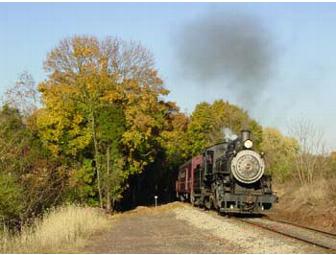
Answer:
[37,35,169,176]
[261,127,299,182]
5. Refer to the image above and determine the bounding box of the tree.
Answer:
[95,105,126,210]
[327,151,336,178]
[4,71,39,117]
[159,105,190,162]
[186,102,214,155]
[0,106,27,225]
[289,119,328,185]
[186,100,263,155]
[36,35,170,209]
[0,172,23,226]
[0,105,67,226]
[260,127,299,182]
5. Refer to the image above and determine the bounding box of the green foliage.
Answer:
[0,105,68,225]
[325,152,336,180]
[96,105,127,205]
[186,100,263,155]
[0,106,27,223]
[159,110,190,163]
[0,172,23,222]
[187,102,213,155]
[96,106,125,148]
[261,127,299,182]
[67,159,98,206]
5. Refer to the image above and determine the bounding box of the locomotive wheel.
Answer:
[205,197,212,210]
[190,194,195,206]
[210,195,218,210]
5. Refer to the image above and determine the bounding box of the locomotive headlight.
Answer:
[244,139,253,149]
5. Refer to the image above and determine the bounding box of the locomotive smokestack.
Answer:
[241,130,251,142]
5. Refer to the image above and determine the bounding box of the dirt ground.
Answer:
[75,204,239,253]
[69,202,327,254]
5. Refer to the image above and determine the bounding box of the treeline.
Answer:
[1,35,336,229]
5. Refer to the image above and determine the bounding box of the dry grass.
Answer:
[0,205,111,253]
[276,178,336,210]
[273,178,336,232]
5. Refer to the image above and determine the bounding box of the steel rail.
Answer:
[238,218,336,251]
[264,217,336,238]
[188,204,336,251]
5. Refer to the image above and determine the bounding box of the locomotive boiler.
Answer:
[175,130,278,214]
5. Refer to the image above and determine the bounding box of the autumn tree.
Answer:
[36,36,170,210]
[131,103,190,204]
[159,104,190,162]
[0,105,67,226]
[187,100,263,155]
[95,105,125,210]
[260,127,299,182]
[0,106,25,225]
[186,102,214,155]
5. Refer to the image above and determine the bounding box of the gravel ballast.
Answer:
[173,205,327,253]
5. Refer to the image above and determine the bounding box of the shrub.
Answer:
[0,204,110,253]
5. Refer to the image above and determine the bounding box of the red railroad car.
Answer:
[175,155,203,202]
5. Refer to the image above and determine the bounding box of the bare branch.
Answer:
[288,118,328,185]
[4,71,39,116]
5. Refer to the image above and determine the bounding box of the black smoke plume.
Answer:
[175,11,273,107]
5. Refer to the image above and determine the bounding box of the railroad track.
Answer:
[189,204,336,251]
[266,217,336,237]
[239,217,336,251]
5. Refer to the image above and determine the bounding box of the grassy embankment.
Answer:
[0,205,111,253]
[273,178,336,233]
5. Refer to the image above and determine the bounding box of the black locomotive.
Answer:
[176,130,278,214]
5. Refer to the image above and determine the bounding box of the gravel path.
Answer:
[74,202,328,253]
[77,205,239,253]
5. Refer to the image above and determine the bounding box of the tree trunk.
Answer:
[106,146,111,211]
[91,111,103,208]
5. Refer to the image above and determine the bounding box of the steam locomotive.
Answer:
[176,130,278,214]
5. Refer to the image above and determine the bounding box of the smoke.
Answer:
[175,11,273,107]
[222,127,238,141]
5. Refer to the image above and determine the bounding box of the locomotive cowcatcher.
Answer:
[175,130,278,214]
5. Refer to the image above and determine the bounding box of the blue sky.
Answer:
[1,3,336,150]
